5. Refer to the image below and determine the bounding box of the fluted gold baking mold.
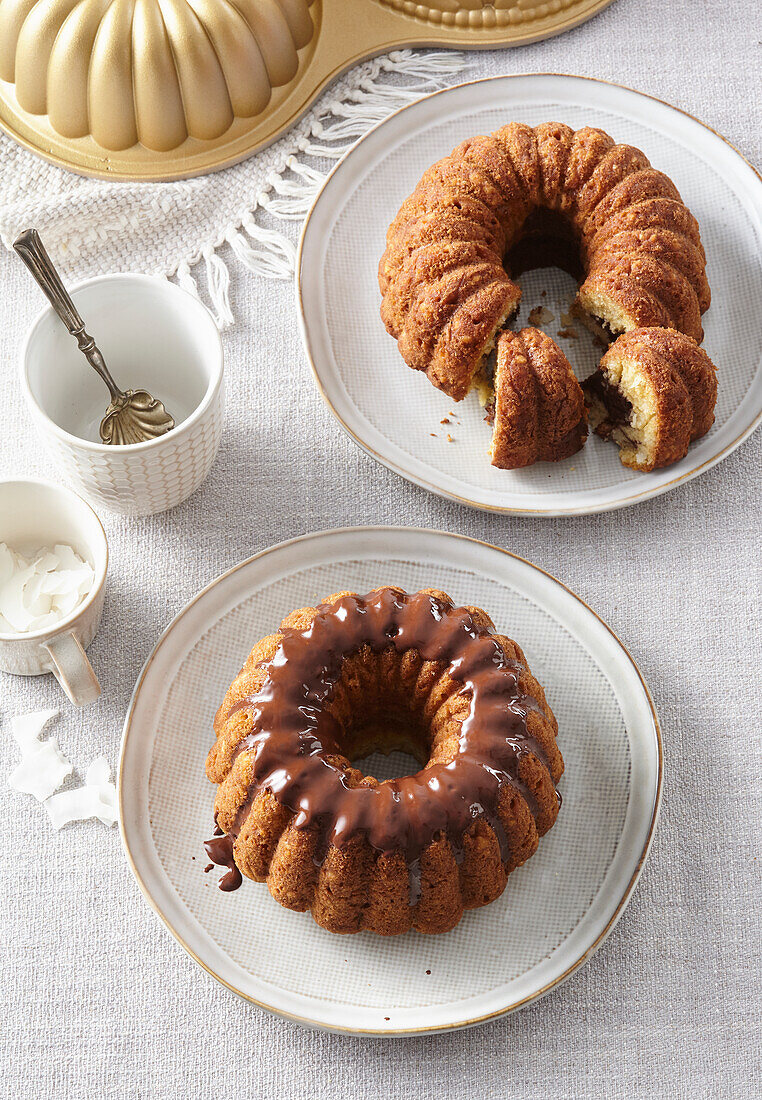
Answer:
[0,0,616,182]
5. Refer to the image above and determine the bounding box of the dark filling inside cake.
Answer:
[482,345,497,424]
[583,370,636,442]
[572,305,623,348]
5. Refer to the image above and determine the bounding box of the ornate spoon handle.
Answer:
[14,228,123,402]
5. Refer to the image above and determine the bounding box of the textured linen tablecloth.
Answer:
[1,1,761,1096]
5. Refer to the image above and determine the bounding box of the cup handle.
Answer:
[42,630,101,707]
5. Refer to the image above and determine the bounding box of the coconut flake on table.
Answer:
[0,542,94,634]
[44,756,118,829]
[7,709,73,801]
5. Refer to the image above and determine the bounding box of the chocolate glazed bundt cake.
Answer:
[582,328,718,471]
[205,587,563,935]
[379,122,710,403]
[487,328,588,469]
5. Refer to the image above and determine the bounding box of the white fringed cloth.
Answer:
[0,50,465,326]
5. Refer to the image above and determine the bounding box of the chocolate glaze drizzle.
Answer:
[214,588,558,893]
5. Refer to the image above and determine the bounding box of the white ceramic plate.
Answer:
[296,75,762,515]
[119,527,661,1034]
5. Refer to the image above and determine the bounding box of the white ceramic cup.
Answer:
[0,478,108,706]
[21,274,224,517]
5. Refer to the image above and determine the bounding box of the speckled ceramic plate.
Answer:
[119,527,661,1035]
[297,74,762,514]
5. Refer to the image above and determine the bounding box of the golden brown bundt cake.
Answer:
[487,328,587,469]
[379,122,710,400]
[205,586,563,936]
[582,328,718,471]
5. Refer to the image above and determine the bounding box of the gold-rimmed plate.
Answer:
[119,526,661,1034]
[296,74,762,515]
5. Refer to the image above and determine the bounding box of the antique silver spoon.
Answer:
[14,229,175,445]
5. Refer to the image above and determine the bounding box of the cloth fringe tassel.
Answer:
[172,49,466,328]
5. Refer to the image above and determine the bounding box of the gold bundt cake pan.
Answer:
[0,0,616,182]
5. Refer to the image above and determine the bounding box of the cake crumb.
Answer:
[560,310,576,327]
[426,969,431,975]
[430,432,437,437]
[528,305,554,326]
[440,417,450,424]
[557,327,578,340]
[446,434,454,443]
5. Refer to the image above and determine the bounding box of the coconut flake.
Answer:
[8,709,73,801]
[44,755,118,829]
[0,542,94,634]
[52,544,80,571]
[0,560,37,630]
[0,543,15,587]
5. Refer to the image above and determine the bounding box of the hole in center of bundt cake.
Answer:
[340,706,432,779]
[501,210,625,359]
[473,222,607,416]
[351,748,423,781]
[327,652,442,779]
[506,210,584,283]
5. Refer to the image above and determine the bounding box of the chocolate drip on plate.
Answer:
[204,833,243,892]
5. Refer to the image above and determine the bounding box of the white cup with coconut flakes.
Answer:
[0,478,108,706]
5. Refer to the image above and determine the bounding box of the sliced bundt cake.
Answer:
[379,122,710,401]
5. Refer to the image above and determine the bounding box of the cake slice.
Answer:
[582,327,717,471]
[486,328,587,469]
